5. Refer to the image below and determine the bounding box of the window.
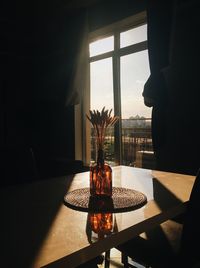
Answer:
[86,12,154,168]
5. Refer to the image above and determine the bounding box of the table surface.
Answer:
[1,166,195,268]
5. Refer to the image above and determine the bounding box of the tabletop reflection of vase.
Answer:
[86,107,118,197]
[86,212,116,243]
[90,213,113,239]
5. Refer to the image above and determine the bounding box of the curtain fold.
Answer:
[142,0,174,170]
[65,9,89,106]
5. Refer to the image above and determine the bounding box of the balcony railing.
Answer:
[90,118,155,168]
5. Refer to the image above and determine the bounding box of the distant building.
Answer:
[122,115,151,128]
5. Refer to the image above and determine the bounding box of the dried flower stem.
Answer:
[86,107,119,150]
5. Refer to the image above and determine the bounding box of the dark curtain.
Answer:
[144,0,200,175]
[3,3,89,181]
[65,9,89,106]
[143,0,174,171]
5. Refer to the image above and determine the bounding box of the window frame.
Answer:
[76,11,148,166]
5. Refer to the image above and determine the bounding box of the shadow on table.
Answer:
[152,177,185,223]
[142,177,185,253]
[1,174,74,268]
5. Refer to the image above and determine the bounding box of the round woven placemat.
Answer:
[64,187,147,213]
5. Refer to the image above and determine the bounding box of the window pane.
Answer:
[90,58,114,162]
[120,50,153,167]
[90,58,113,111]
[120,50,150,119]
[120,24,147,48]
[89,36,114,57]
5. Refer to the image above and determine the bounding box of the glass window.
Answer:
[120,50,151,119]
[87,17,155,169]
[120,50,152,166]
[90,58,114,162]
[90,58,114,111]
[89,36,114,57]
[120,24,147,48]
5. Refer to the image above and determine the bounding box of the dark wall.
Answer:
[2,1,85,161]
[88,0,147,31]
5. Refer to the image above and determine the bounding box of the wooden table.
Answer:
[0,166,195,268]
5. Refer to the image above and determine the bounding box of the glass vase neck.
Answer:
[97,148,104,166]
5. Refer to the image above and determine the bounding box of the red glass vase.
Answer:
[90,148,112,197]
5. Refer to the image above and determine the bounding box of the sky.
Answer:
[89,24,152,119]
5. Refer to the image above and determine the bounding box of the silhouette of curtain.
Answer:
[65,9,89,106]
[142,0,174,171]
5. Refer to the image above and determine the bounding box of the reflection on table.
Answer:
[86,213,118,243]
[0,166,195,268]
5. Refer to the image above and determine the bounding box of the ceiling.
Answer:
[64,0,103,9]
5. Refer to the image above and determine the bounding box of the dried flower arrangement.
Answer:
[86,107,119,150]
[86,107,119,197]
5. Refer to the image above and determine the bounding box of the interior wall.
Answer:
[2,1,84,160]
[88,0,147,31]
